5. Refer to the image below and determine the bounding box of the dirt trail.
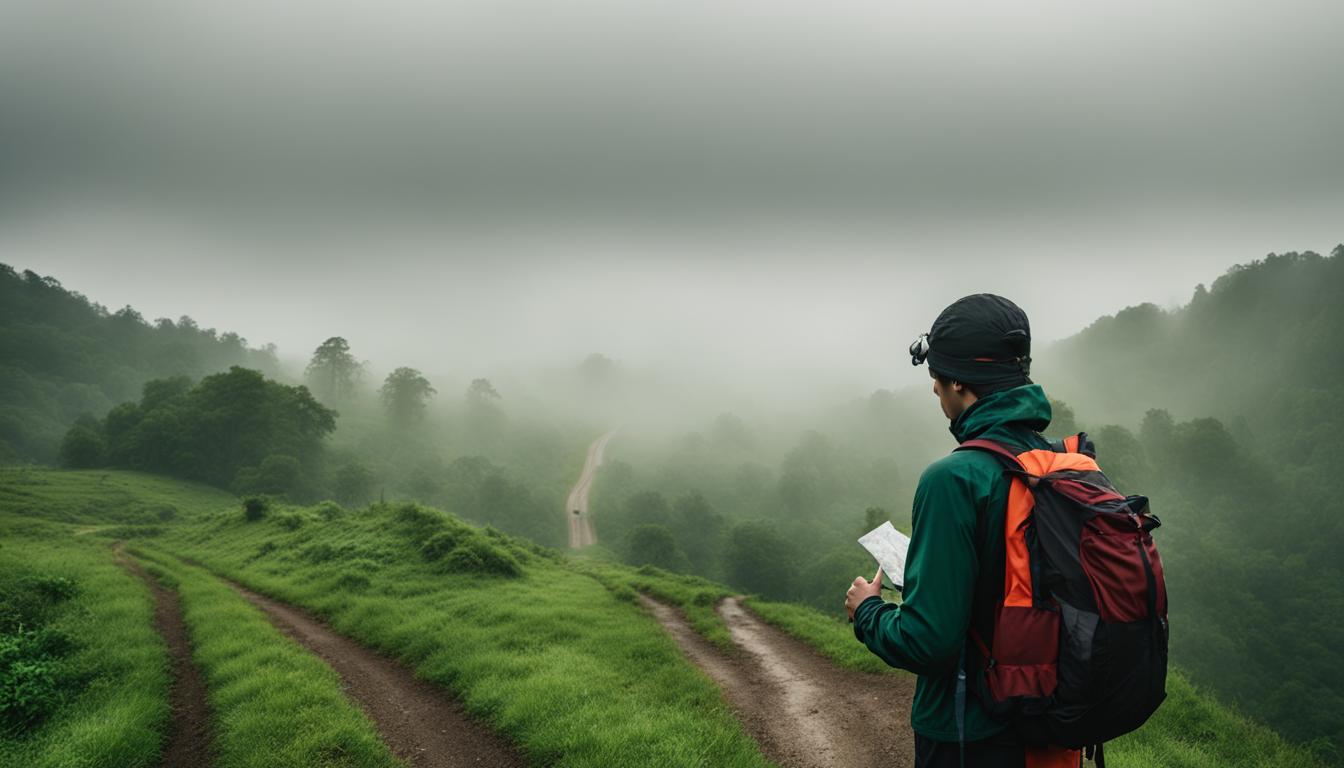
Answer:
[640,594,915,768]
[231,582,526,768]
[115,547,214,768]
[567,429,617,548]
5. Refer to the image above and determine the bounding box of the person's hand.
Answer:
[846,566,884,622]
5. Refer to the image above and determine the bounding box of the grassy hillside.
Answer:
[0,468,1323,767]
[0,517,169,768]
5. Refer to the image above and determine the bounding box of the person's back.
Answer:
[845,294,1082,768]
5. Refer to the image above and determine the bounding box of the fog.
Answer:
[2,0,1341,406]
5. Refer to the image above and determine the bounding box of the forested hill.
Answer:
[1036,246,1344,763]
[0,264,281,464]
[1040,246,1344,458]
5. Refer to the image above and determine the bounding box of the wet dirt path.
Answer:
[116,547,214,768]
[231,582,527,768]
[641,594,915,768]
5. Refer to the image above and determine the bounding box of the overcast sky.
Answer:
[1,0,1340,398]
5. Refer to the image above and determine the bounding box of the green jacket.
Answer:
[852,383,1053,742]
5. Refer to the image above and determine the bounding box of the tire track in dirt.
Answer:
[230,582,527,768]
[640,594,915,768]
[115,547,214,768]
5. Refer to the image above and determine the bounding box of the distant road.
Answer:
[566,430,617,548]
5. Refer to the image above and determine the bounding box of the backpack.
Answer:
[955,431,1169,765]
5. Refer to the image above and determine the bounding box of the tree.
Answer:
[305,337,362,403]
[624,524,691,573]
[58,414,105,468]
[464,378,504,444]
[333,461,377,506]
[97,367,336,492]
[379,367,436,427]
[673,493,723,572]
[1048,398,1078,436]
[723,520,798,601]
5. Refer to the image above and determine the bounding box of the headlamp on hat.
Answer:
[909,333,930,367]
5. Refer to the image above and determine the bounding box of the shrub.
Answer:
[242,495,270,521]
[302,543,338,564]
[393,503,444,534]
[439,537,521,578]
[313,501,344,521]
[31,576,78,603]
[442,546,485,574]
[420,529,468,561]
[0,629,60,733]
[276,512,306,531]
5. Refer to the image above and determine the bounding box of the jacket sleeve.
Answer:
[852,456,985,675]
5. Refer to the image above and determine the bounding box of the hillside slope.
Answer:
[0,468,1322,767]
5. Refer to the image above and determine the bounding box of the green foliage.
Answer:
[0,629,60,732]
[623,524,690,573]
[312,500,344,521]
[379,367,436,428]
[420,528,468,561]
[332,461,377,507]
[0,264,281,463]
[439,537,522,578]
[75,366,337,497]
[242,495,269,521]
[723,520,798,601]
[304,337,363,404]
[0,526,169,768]
[56,415,104,469]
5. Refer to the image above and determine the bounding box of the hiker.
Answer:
[844,294,1082,768]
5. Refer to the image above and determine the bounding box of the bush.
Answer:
[439,537,521,578]
[151,504,178,522]
[31,576,77,603]
[393,503,444,534]
[242,495,270,521]
[420,529,468,561]
[313,501,344,521]
[0,629,61,733]
[276,512,306,531]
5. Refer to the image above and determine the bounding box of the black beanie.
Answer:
[925,294,1032,391]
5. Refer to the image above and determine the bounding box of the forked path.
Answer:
[567,429,617,548]
[115,547,213,768]
[640,595,915,768]
[232,583,527,768]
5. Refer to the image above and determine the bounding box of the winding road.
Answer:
[567,430,617,548]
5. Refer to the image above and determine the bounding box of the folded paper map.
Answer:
[858,521,911,589]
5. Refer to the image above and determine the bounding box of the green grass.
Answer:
[0,518,169,768]
[570,558,738,651]
[0,466,235,527]
[744,597,900,674]
[128,548,405,768]
[155,498,774,768]
[0,468,1322,768]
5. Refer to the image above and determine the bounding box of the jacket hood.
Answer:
[949,383,1053,446]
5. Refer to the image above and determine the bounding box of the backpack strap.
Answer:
[955,438,1027,470]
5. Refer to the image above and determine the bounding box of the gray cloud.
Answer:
[0,0,1339,404]
[2,0,1341,223]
